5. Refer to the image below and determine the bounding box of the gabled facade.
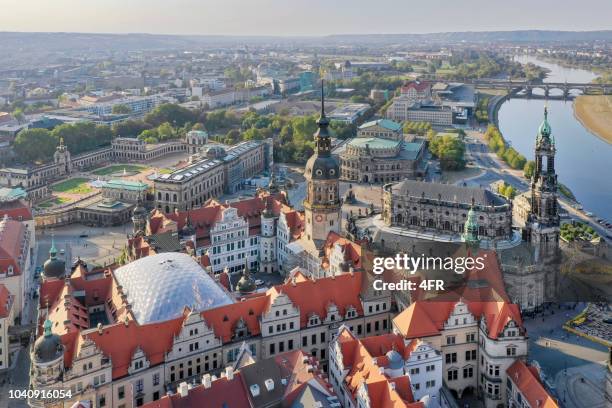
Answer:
[0,214,32,320]
[392,298,528,408]
[329,328,428,408]
[30,268,392,408]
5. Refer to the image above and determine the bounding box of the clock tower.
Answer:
[303,81,341,246]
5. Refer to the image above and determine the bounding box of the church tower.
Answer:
[53,137,72,175]
[303,81,341,246]
[527,107,560,261]
[132,193,148,235]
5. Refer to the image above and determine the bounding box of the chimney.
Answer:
[202,374,212,389]
[264,378,275,392]
[225,366,234,381]
[178,382,189,397]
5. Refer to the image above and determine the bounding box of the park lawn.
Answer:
[92,164,148,176]
[158,168,174,174]
[37,196,71,208]
[51,178,93,194]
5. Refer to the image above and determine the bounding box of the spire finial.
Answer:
[43,318,52,337]
[320,79,325,118]
[50,232,57,259]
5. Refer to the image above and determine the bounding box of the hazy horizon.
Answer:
[2,0,611,36]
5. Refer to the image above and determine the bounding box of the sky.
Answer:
[1,0,611,36]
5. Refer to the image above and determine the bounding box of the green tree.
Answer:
[112,104,132,114]
[13,128,57,163]
[144,104,196,128]
[429,134,466,171]
[523,161,536,179]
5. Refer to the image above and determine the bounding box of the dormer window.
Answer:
[308,314,320,326]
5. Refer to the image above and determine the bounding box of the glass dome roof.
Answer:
[114,252,234,324]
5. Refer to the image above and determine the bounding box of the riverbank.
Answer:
[574,95,612,144]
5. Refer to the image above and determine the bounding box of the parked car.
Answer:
[255,279,265,286]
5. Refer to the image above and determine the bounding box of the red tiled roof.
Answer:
[322,231,362,271]
[400,81,431,93]
[393,298,522,340]
[85,318,184,379]
[200,294,268,343]
[507,360,559,408]
[276,271,364,327]
[0,218,26,275]
[149,192,295,246]
[336,328,423,408]
[0,284,13,318]
[0,199,33,221]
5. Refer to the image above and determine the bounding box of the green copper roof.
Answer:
[43,318,52,337]
[104,179,149,191]
[49,234,57,258]
[538,107,552,139]
[348,137,400,149]
[359,119,402,132]
[462,207,480,246]
[0,187,27,202]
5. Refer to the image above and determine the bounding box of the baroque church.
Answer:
[499,107,561,313]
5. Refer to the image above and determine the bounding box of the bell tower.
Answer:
[303,81,341,246]
[527,107,560,261]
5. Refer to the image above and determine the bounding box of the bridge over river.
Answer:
[438,79,612,98]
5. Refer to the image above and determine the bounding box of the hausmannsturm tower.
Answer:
[303,81,341,247]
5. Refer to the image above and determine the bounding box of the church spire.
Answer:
[314,80,331,155]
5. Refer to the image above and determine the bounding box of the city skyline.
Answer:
[1,0,611,36]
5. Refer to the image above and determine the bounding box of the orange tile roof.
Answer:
[0,284,13,318]
[200,294,269,343]
[149,192,295,246]
[0,218,26,275]
[393,298,523,340]
[0,199,33,221]
[336,328,422,408]
[322,231,363,271]
[85,317,184,379]
[507,360,558,408]
[276,271,364,326]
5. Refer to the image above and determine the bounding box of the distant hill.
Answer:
[0,30,610,55]
[324,30,612,44]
